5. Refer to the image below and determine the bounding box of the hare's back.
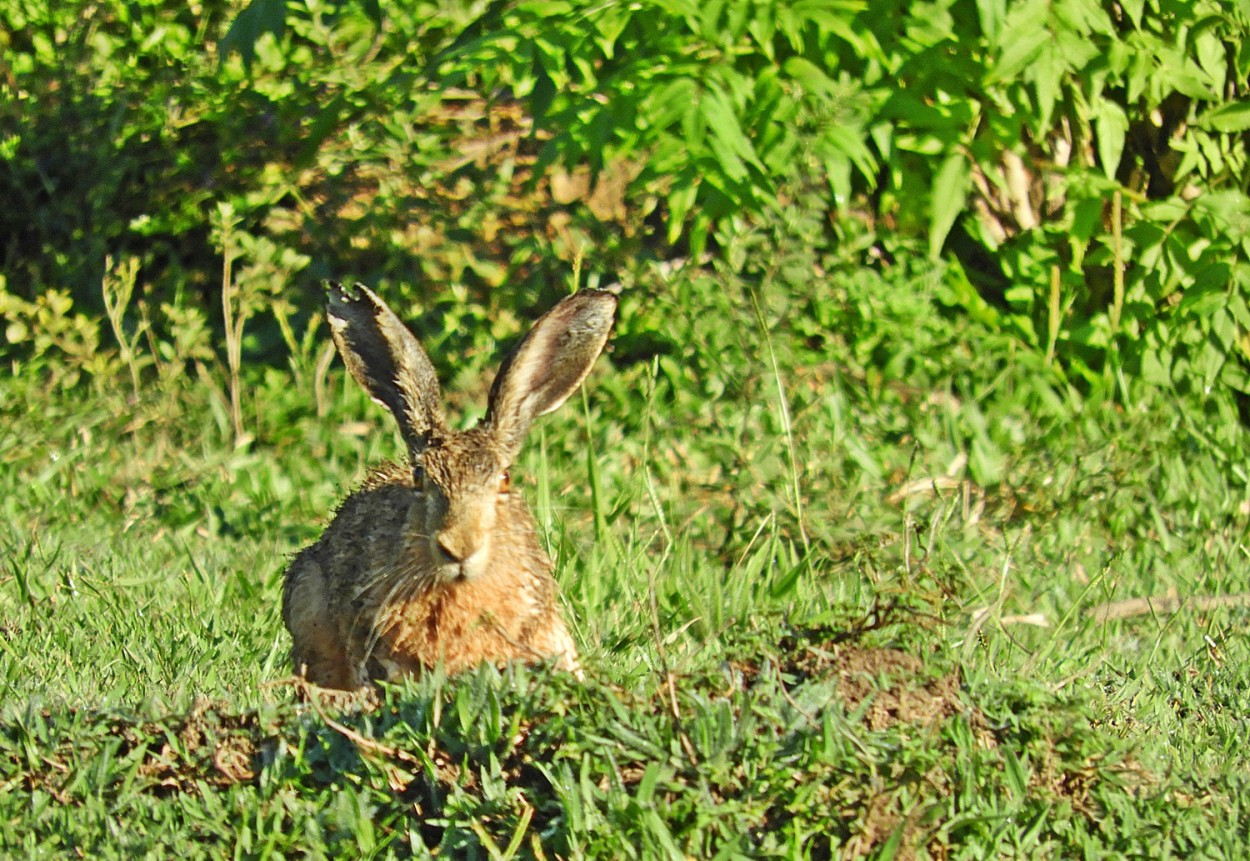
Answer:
[313,462,421,589]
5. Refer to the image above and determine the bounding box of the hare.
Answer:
[282,282,616,690]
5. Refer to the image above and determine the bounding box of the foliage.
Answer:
[4,0,1250,855]
[885,0,1250,428]
[1,0,617,376]
[339,0,1250,412]
[0,277,114,387]
[3,0,1248,413]
[436,0,880,255]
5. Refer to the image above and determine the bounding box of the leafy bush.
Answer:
[0,0,624,375]
[885,0,1250,430]
[428,0,1250,417]
[436,0,880,254]
[4,0,1250,430]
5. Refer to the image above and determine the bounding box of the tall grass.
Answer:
[3,235,1248,854]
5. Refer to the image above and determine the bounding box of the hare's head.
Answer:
[326,283,616,584]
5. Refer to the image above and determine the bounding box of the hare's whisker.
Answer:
[359,558,433,678]
[346,531,430,602]
[354,560,411,640]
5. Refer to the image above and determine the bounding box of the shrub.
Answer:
[4,0,1249,426]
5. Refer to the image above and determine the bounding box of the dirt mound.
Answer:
[732,619,967,731]
[827,645,964,730]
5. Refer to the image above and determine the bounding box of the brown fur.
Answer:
[283,461,578,689]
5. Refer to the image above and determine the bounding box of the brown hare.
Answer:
[282,283,616,690]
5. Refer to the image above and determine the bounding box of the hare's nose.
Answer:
[436,533,465,562]
[434,506,491,576]
[436,532,484,581]
[436,527,482,565]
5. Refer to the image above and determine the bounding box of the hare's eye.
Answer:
[497,470,511,493]
[412,466,426,490]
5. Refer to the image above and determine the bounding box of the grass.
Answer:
[2,231,1249,858]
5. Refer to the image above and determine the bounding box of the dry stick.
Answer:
[279,676,421,767]
[1086,592,1250,624]
[296,682,534,854]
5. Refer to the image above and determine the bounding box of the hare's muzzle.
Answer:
[433,532,490,581]
[427,492,496,582]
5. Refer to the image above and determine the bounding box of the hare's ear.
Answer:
[485,289,617,460]
[326,282,445,457]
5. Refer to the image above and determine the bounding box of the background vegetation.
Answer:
[2,0,1249,856]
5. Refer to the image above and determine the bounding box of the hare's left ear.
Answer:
[485,289,617,461]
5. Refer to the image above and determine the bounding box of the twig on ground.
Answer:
[1086,591,1250,623]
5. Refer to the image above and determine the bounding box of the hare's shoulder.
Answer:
[313,462,420,564]
[358,460,416,491]
[335,460,417,515]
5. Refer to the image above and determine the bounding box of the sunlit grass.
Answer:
[2,252,1249,856]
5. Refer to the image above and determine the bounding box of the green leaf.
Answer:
[1193,191,1250,238]
[1095,101,1128,180]
[1120,0,1144,28]
[929,154,969,259]
[530,67,556,121]
[1198,102,1250,133]
[818,124,877,185]
[218,0,286,66]
[1032,42,1064,130]
[698,0,725,38]
[647,77,700,133]
[1139,343,1173,386]
[592,5,631,57]
[782,56,836,96]
[989,2,1050,83]
[1004,746,1030,797]
[746,9,776,60]
[824,150,853,204]
[1175,282,1228,319]
[665,176,700,244]
[643,809,684,859]
[699,84,761,181]
[976,0,1009,43]
[791,1,876,57]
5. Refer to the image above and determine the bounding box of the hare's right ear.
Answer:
[326,282,445,457]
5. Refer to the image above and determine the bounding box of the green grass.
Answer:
[2,237,1249,858]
